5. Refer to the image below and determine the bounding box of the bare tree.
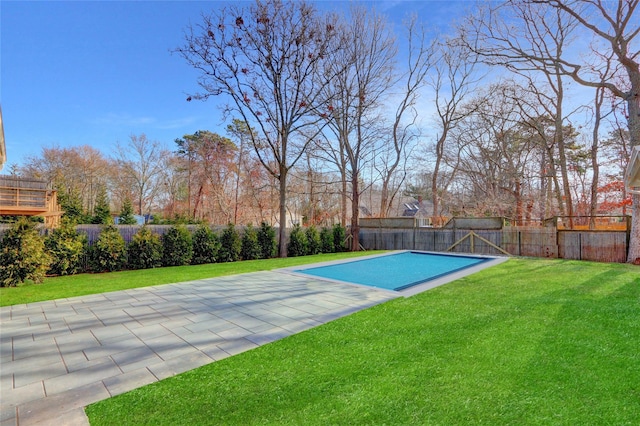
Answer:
[113,134,166,218]
[427,35,480,218]
[523,0,639,261]
[454,82,542,221]
[462,0,580,223]
[156,154,187,219]
[175,0,338,256]
[589,85,611,227]
[312,134,350,226]
[504,84,568,219]
[22,145,109,217]
[378,16,435,218]
[175,130,237,222]
[320,4,397,250]
[226,119,251,224]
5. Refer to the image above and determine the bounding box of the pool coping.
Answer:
[276,250,509,297]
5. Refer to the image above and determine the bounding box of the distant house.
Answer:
[401,196,430,216]
[401,197,435,227]
[114,215,146,225]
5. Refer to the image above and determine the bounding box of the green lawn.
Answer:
[0,251,380,307]
[85,258,640,425]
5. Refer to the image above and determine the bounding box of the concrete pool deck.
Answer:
[1,271,399,426]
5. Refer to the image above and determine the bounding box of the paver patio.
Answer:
[0,271,398,426]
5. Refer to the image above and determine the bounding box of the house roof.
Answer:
[626,146,640,194]
[401,200,434,217]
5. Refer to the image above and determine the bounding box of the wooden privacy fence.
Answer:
[73,225,232,245]
[359,227,629,263]
[0,224,628,263]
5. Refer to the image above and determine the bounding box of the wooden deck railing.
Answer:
[0,186,49,210]
[0,177,62,227]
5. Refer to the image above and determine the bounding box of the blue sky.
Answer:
[1,0,467,168]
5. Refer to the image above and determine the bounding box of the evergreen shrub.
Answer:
[287,224,308,257]
[128,226,162,269]
[0,218,51,286]
[320,227,335,253]
[305,225,321,255]
[257,222,277,259]
[191,225,219,265]
[333,223,347,252]
[89,224,126,272]
[45,222,87,275]
[161,225,193,266]
[219,223,241,263]
[240,224,260,261]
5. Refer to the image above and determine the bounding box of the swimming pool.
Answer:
[291,251,499,293]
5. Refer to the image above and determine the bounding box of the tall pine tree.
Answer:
[118,198,137,225]
[57,185,86,224]
[92,185,112,224]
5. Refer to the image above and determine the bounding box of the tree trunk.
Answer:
[379,175,401,218]
[379,181,389,218]
[542,142,565,217]
[307,155,315,225]
[431,133,446,218]
[554,73,574,228]
[234,138,244,224]
[341,169,347,227]
[192,185,203,219]
[431,165,440,219]
[589,149,600,230]
[278,168,288,258]
[589,87,604,230]
[540,149,550,218]
[431,164,440,218]
[350,173,360,251]
[514,179,523,224]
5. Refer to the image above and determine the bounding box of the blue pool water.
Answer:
[294,251,489,291]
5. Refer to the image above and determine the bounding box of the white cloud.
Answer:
[92,113,157,127]
[156,116,200,130]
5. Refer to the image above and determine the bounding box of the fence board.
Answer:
[503,228,558,258]
[558,232,580,260]
[581,232,628,263]
[558,231,628,263]
[434,231,454,252]
[414,230,435,251]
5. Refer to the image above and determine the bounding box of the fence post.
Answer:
[470,231,475,253]
[578,232,581,261]
[413,226,417,251]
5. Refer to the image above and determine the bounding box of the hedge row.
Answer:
[0,219,348,287]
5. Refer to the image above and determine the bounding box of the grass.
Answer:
[0,251,380,307]
[84,257,640,425]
